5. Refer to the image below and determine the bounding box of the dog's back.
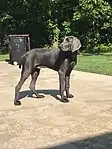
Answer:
[19,48,60,70]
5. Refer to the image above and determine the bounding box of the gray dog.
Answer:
[14,36,81,105]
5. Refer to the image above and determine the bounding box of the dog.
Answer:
[14,36,81,105]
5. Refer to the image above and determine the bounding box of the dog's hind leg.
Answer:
[29,68,44,98]
[14,65,30,106]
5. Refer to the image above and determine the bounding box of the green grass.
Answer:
[76,54,112,76]
[0,53,112,76]
[0,54,9,61]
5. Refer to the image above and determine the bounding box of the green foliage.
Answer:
[0,0,112,53]
[62,21,71,35]
[48,20,60,46]
[72,0,112,52]
[96,44,112,53]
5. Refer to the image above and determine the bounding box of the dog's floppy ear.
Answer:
[71,36,82,52]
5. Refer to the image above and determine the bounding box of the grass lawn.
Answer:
[0,53,112,76]
[76,53,112,76]
[0,54,9,61]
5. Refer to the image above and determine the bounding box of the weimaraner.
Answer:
[14,36,81,105]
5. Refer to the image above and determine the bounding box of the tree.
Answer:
[0,0,112,53]
[72,0,112,52]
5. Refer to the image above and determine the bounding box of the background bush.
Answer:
[96,44,112,53]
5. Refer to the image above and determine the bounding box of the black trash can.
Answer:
[8,34,30,65]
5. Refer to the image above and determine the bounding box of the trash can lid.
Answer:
[8,34,29,37]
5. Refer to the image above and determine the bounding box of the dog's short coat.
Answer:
[14,36,81,105]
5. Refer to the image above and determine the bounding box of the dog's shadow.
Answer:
[19,89,61,101]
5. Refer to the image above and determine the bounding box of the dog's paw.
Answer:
[67,94,74,98]
[14,100,21,106]
[36,94,45,98]
[61,97,69,103]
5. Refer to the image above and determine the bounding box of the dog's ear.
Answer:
[71,36,82,52]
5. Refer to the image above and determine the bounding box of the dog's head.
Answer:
[59,36,81,53]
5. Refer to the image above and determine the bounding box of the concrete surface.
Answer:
[0,62,112,149]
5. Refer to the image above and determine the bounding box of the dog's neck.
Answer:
[67,51,78,63]
[59,50,78,61]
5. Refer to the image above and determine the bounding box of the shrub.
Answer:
[96,44,112,53]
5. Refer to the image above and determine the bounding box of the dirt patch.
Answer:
[0,62,112,149]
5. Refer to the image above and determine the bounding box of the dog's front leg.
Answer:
[65,76,74,98]
[58,72,69,103]
[65,62,75,98]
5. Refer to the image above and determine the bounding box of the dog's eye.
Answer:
[66,38,69,42]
